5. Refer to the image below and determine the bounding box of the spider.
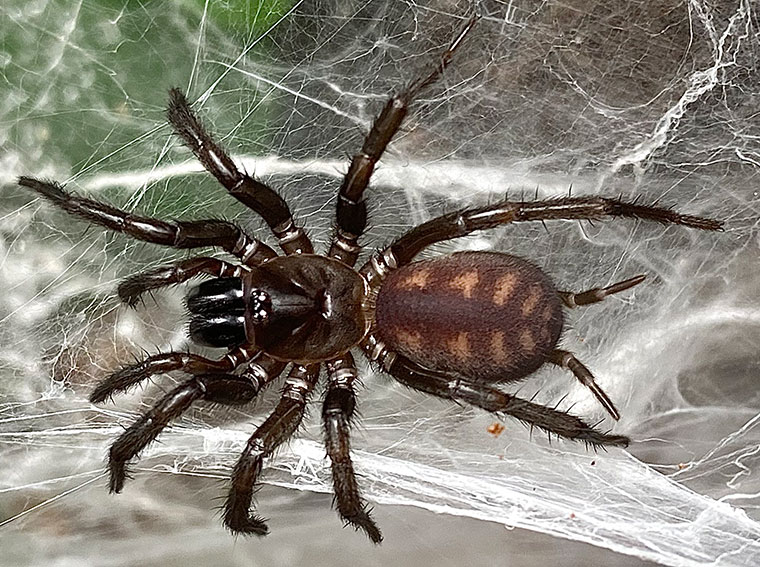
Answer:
[19,14,722,543]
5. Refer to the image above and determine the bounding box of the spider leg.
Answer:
[323,354,382,543]
[118,256,261,307]
[328,13,479,266]
[360,196,723,280]
[90,347,282,404]
[108,369,280,493]
[223,364,320,536]
[548,349,620,421]
[166,89,313,255]
[557,274,646,308]
[18,177,275,266]
[369,345,629,447]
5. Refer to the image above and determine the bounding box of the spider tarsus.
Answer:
[108,460,129,493]
[166,88,193,128]
[89,384,113,405]
[18,176,66,200]
[222,499,270,537]
[682,214,724,232]
[344,506,383,544]
[579,430,630,448]
[117,278,146,308]
[90,364,145,403]
[90,391,111,405]
[226,515,270,537]
[166,88,217,170]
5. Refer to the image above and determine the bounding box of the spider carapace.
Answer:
[18,13,722,543]
[187,254,368,361]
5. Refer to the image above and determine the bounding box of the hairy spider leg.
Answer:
[377,350,630,447]
[108,363,286,494]
[323,354,382,543]
[90,347,280,404]
[18,177,275,266]
[224,364,320,535]
[166,89,313,255]
[368,196,723,272]
[327,13,480,266]
[118,256,265,307]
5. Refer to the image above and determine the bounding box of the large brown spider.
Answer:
[18,14,721,543]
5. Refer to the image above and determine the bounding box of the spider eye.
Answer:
[250,289,271,323]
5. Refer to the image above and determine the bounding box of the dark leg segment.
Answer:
[558,274,646,308]
[118,256,256,307]
[18,177,275,265]
[372,196,723,270]
[167,89,313,255]
[383,351,629,447]
[328,14,479,265]
[223,364,320,535]
[323,354,382,543]
[90,347,278,403]
[108,370,279,493]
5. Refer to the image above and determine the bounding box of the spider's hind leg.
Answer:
[379,350,629,447]
[551,274,648,420]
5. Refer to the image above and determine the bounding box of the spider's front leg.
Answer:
[323,354,382,543]
[108,361,285,493]
[18,177,276,266]
[328,13,479,265]
[89,346,281,403]
[118,256,260,307]
[224,364,320,535]
[166,89,313,255]
[379,349,629,447]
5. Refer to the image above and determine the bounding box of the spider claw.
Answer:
[225,513,270,537]
[223,494,270,537]
[343,506,383,544]
[577,429,629,448]
[108,460,129,493]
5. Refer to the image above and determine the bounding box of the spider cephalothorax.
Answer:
[189,254,369,360]
[19,13,722,543]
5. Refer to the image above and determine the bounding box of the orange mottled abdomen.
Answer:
[374,251,563,382]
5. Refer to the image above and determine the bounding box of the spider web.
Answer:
[1,1,759,565]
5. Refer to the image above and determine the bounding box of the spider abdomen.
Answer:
[374,251,564,382]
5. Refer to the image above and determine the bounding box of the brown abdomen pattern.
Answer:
[374,251,563,382]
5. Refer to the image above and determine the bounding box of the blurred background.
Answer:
[1,1,759,565]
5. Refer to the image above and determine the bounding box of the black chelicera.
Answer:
[19,14,722,543]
